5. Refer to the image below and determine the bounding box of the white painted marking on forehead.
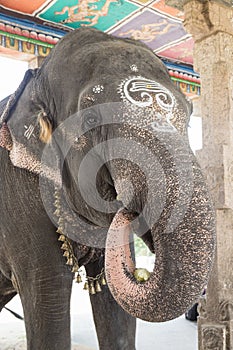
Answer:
[119,76,176,111]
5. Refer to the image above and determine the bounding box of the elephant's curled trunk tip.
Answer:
[105,203,215,322]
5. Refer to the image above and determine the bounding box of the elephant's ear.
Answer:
[0,96,13,150]
[0,69,57,181]
[0,122,13,150]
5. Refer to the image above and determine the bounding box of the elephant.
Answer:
[0,27,215,350]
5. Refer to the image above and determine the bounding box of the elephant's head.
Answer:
[0,28,215,322]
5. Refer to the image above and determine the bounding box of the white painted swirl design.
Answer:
[123,77,175,110]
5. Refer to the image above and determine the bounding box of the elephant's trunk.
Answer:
[105,161,215,322]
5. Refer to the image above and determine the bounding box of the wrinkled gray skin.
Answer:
[0,28,215,350]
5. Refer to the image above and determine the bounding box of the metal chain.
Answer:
[54,187,107,294]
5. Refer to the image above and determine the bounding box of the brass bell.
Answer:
[66,257,73,266]
[63,251,70,258]
[95,281,102,293]
[54,192,59,199]
[89,282,96,295]
[57,228,63,235]
[54,209,60,216]
[58,234,66,242]
[76,274,82,283]
[58,217,64,225]
[101,276,107,286]
[72,264,79,273]
[83,282,89,290]
[61,242,68,250]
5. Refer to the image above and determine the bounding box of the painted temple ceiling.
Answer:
[0,0,194,64]
[0,0,200,96]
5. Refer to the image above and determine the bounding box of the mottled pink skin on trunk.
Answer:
[105,202,215,322]
[105,211,135,274]
[105,211,162,322]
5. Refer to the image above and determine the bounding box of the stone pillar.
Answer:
[188,97,203,152]
[28,56,45,69]
[183,1,233,349]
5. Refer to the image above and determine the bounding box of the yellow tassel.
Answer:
[95,281,102,293]
[38,113,52,144]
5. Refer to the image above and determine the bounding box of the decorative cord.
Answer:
[54,187,107,294]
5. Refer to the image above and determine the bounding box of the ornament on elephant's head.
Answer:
[93,85,104,94]
[130,64,138,72]
[118,76,177,133]
[118,76,176,110]
[23,124,36,140]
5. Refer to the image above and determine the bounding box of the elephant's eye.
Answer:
[87,116,98,125]
[83,110,100,128]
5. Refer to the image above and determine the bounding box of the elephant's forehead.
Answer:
[79,75,189,136]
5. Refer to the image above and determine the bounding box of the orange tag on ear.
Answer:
[0,123,13,151]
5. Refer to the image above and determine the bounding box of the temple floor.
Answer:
[0,282,197,350]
